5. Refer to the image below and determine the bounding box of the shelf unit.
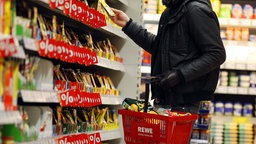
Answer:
[1,0,143,143]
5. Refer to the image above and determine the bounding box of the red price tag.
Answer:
[88,132,102,144]
[63,0,77,17]
[38,39,55,58]
[57,134,89,144]
[0,37,18,57]
[59,90,102,107]
[49,0,64,9]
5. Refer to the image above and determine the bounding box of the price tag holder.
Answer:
[248,88,256,95]
[215,86,228,94]
[229,19,239,27]
[219,18,228,26]
[236,63,246,70]
[240,19,251,27]
[251,20,256,28]
[247,63,256,71]
[237,87,248,95]
[227,87,237,94]
[224,62,236,69]
[23,37,37,51]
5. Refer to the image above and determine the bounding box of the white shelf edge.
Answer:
[223,40,256,47]
[219,18,256,28]
[215,86,256,95]
[20,90,59,103]
[99,128,122,141]
[141,66,151,74]
[16,129,121,144]
[101,22,127,39]
[101,95,124,105]
[221,62,256,71]
[0,111,22,125]
[143,13,161,23]
[96,56,126,72]
[22,38,126,72]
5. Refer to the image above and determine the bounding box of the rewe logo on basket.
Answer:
[138,127,153,134]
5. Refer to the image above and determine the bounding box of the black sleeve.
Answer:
[121,19,157,54]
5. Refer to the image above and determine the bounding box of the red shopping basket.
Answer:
[118,109,198,144]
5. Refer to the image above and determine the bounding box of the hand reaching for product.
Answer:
[110,8,130,28]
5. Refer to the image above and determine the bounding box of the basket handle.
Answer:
[141,76,161,113]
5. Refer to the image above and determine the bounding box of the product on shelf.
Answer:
[232,4,243,18]
[210,0,221,16]
[220,4,232,18]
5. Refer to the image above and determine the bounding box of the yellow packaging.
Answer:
[157,0,166,14]
[3,0,12,34]
[100,0,115,17]
[211,0,221,16]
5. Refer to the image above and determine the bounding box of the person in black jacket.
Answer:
[111,0,226,114]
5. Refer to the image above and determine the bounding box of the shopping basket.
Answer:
[118,77,198,144]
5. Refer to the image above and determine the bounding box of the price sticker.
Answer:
[251,19,256,27]
[216,86,227,94]
[235,63,246,70]
[23,37,37,51]
[233,117,250,123]
[240,19,251,26]
[219,18,228,26]
[227,87,237,94]
[237,87,248,95]
[224,62,236,69]
[247,63,256,71]
[248,88,256,95]
[229,19,239,27]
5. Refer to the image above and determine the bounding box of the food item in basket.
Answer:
[122,98,153,112]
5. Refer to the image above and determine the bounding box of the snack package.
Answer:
[122,98,153,113]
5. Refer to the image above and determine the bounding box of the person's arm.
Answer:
[111,8,157,53]
[179,5,226,82]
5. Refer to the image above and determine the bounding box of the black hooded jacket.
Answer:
[123,0,226,105]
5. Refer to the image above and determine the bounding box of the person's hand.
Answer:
[159,70,180,91]
[110,8,130,28]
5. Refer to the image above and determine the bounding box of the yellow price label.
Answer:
[233,117,250,123]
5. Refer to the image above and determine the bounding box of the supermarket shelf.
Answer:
[20,90,59,103]
[141,66,151,74]
[22,38,126,72]
[29,0,127,40]
[190,139,209,144]
[101,22,127,39]
[0,111,22,125]
[211,115,256,124]
[96,56,126,72]
[223,40,256,47]
[143,13,161,23]
[99,129,122,141]
[17,129,121,144]
[221,62,256,71]
[101,95,124,105]
[215,86,256,95]
[0,34,26,59]
[19,89,123,105]
[219,18,256,28]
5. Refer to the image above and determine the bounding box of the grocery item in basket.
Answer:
[122,98,154,113]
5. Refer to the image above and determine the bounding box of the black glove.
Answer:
[159,70,180,91]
